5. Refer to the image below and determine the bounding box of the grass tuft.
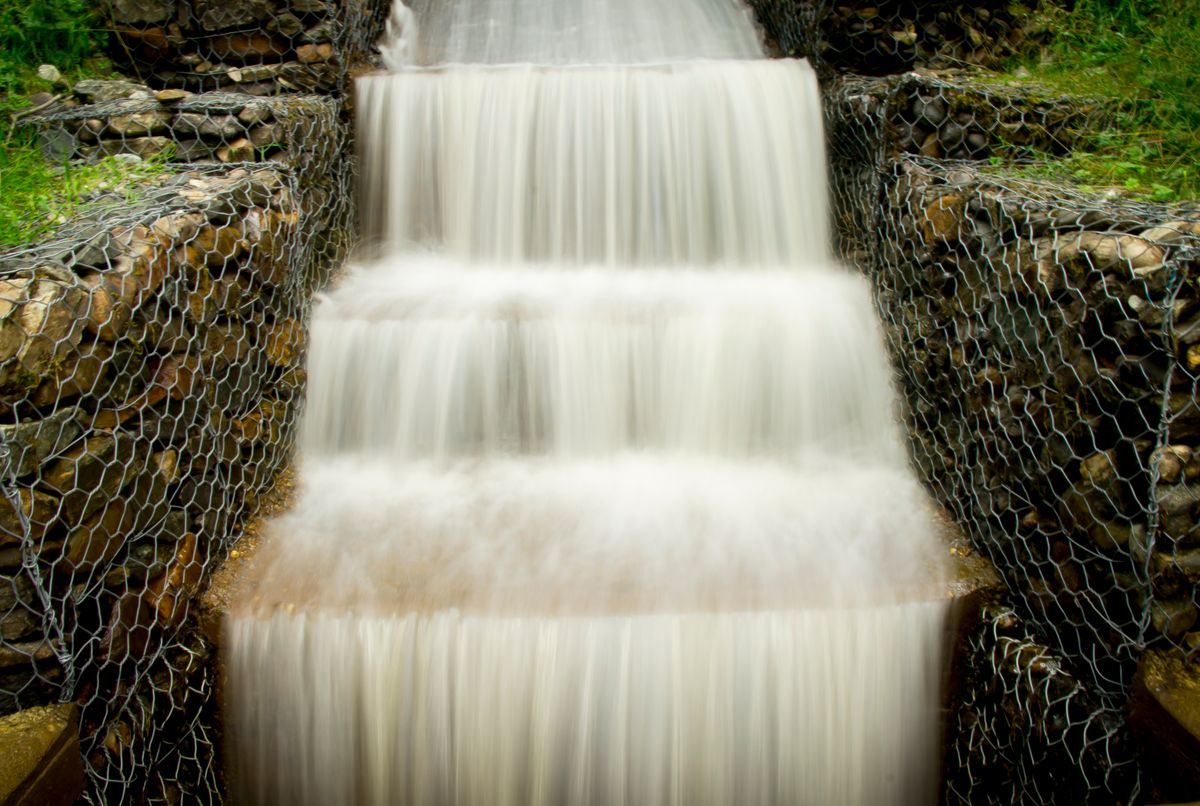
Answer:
[1001,0,1200,201]
[0,0,176,248]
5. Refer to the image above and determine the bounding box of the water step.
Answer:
[304,261,905,462]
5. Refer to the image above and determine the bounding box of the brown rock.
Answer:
[243,208,294,285]
[80,275,133,342]
[204,323,253,369]
[919,132,940,158]
[0,277,87,384]
[296,43,333,63]
[217,138,255,163]
[146,532,204,627]
[31,342,113,406]
[153,354,199,402]
[0,575,39,641]
[0,407,83,479]
[111,242,170,306]
[151,449,180,484]
[237,104,273,126]
[205,32,287,62]
[1080,450,1118,486]
[227,64,285,83]
[248,123,282,148]
[150,211,205,243]
[41,433,121,497]
[183,265,217,326]
[154,89,192,104]
[922,193,963,242]
[103,111,172,138]
[1129,650,1200,799]
[1085,520,1133,552]
[264,319,303,367]
[1152,599,1199,641]
[192,224,245,268]
[234,398,288,444]
[62,499,133,572]
[1187,343,1200,372]
[1154,445,1193,485]
[90,386,168,431]
[0,489,60,545]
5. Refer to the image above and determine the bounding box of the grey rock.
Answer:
[103,0,174,24]
[173,112,245,140]
[0,574,40,641]
[73,79,153,103]
[0,408,84,479]
[192,0,274,31]
[268,12,305,37]
[36,65,62,85]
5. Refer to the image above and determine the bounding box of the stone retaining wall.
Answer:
[0,60,355,797]
[748,0,1051,73]
[103,0,389,94]
[825,53,1200,803]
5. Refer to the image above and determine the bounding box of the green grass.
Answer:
[0,0,102,85]
[0,141,172,248]
[1001,0,1200,201]
[0,0,174,248]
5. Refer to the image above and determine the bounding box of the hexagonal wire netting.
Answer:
[789,1,1200,800]
[0,1,391,800]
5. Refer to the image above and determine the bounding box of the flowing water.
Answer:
[226,0,953,803]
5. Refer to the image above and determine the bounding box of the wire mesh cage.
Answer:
[803,6,1200,800]
[0,1,395,799]
[0,156,335,801]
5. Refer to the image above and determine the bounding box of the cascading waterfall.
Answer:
[225,0,954,803]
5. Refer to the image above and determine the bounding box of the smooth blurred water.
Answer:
[226,0,952,802]
[383,0,764,66]
[357,60,830,264]
[301,262,904,462]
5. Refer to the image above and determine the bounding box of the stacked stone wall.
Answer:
[103,0,390,95]
[0,0,389,794]
[748,0,1051,73]
[819,45,1199,803]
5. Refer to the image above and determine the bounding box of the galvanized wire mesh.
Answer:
[0,157,333,801]
[815,34,1199,806]
[105,0,392,96]
[0,1,393,798]
[748,0,1050,72]
[945,604,1138,803]
[8,0,1191,800]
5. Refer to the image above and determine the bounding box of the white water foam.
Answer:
[225,0,953,802]
[228,604,946,806]
[387,0,765,66]
[302,260,905,462]
[357,60,830,264]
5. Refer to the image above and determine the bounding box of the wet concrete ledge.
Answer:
[0,703,85,806]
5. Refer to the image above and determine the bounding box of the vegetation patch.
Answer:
[0,0,172,248]
[999,0,1200,201]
